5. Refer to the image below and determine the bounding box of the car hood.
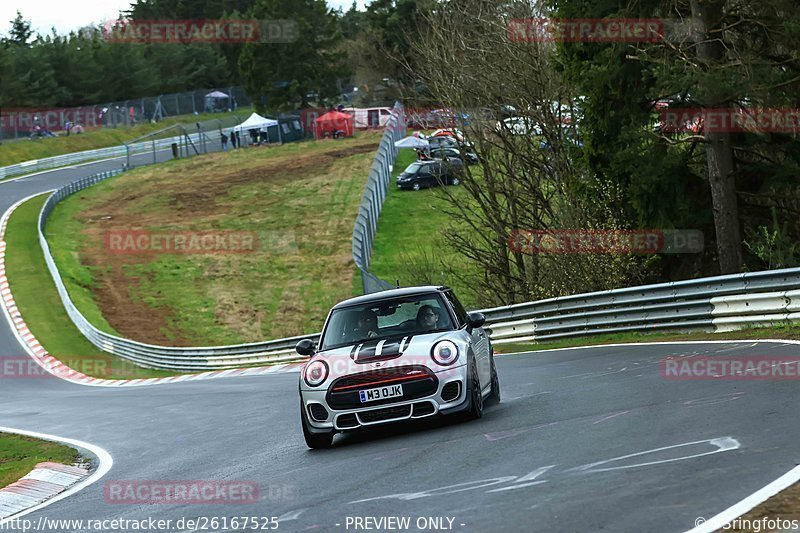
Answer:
[306,331,460,388]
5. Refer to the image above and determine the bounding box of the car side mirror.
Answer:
[295,339,316,356]
[466,312,486,332]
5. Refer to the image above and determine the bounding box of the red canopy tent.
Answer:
[314,110,354,140]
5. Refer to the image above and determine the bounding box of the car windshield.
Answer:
[319,294,454,350]
[403,162,425,174]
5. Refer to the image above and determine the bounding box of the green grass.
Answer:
[4,194,176,379]
[0,107,253,169]
[0,433,81,489]
[497,323,800,354]
[370,148,480,308]
[45,134,379,346]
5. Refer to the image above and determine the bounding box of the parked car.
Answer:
[496,116,542,136]
[396,160,463,190]
[430,146,479,165]
[427,135,460,150]
[296,286,499,448]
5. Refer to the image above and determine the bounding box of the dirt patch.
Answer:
[724,481,800,532]
[67,136,378,346]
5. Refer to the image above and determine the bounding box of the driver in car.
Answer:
[416,305,440,331]
[355,310,379,338]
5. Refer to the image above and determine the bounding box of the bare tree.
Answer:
[408,0,647,305]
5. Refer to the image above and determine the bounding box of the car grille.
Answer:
[308,403,328,422]
[336,413,358,429]
[412,401,436,417]
[358,405,412,424]
[332,366,432,390]
[441,381,461,402]
[327,366,438,410]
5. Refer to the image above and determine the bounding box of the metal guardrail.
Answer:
[0,86,250,140]
[32,116,800,371]
[352,102,406,294]
[31,110,409,371]
[0,130,222,181]
[38,169,318,371]
[481,268,800,344]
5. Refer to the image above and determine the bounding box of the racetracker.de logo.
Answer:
[0,357,155,379]
[105,230,258,255]
[661,356,800,380]
[508,18,665,42]
[508,229,703,254]
[659,108,800,134]
[102,19,298,44]
[104,480,259,504]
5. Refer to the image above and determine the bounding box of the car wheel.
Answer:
[412,182,421,191]
[450,176,460,186]
[466,360,484,420]
[487,354,501,405]
[301,401,334,449]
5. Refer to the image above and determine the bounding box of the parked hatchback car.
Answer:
[430,146,479,165]
[296,286,499,448]
[427,135,460,150]
[396,160,463,190]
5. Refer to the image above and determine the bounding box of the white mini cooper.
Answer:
[296,286,499,449]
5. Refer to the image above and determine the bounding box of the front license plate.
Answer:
[359,384,403,403]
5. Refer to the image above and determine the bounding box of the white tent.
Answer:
[233,112,279,134]
[394,135,429,149]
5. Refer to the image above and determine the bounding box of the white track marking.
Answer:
[569,437,740,474]
[507,339,800,356]
[592,410,630,424]
[486,466,555,493]
[0,157,126,186]
[0,194,304,388]
[686,464,800,533]
[0,426,113,524]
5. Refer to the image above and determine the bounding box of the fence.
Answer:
[481,268,800,344]
[29,111,800,372]
[0,128,224,182]
[37,170,318,371]
[123,113,252,168]
[351,101,407,293]
[37,167,800,369]
[0,87,251,141]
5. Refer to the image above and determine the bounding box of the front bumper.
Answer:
[301,364,468,433]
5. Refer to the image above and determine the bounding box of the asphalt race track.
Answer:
[2,154,800,532]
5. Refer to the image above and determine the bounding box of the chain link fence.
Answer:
[0,87,251,141]
[352,102,406,294]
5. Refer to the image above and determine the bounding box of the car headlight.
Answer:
[304,359,329,387]
[431,341,459,366]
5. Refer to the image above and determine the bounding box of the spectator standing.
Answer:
[221,132,229,151]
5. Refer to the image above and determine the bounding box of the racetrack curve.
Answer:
[2,152,800,532]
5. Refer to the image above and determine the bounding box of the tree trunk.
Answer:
[691,0,743,274]
[705,130,742,273]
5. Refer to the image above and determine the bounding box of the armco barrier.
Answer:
[37,169,317,371]
[30,142,800,370]
[0,130,224,181]
[480,268,800,343]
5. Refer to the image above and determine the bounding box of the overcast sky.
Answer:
[1,0,367,37]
